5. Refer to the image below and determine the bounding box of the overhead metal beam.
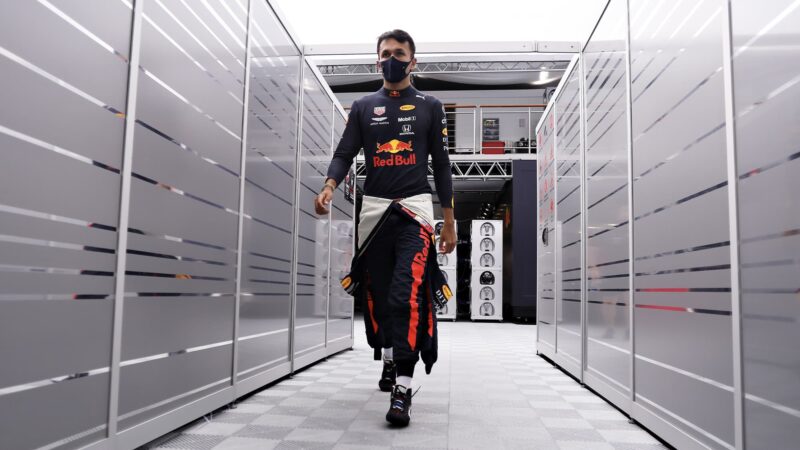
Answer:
[305,41,580,56]
[317,60,570,76]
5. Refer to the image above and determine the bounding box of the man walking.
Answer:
[314,29,456,426]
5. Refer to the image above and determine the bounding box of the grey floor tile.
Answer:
[330,392,372,402]
[535,409,584,419]
[184,422,247,436]
[337,431,395,446]
[311,407,361,420]
[394,446,447,450]
[322,377,355,384]
[257,390,295,399]
[212,437,279,450]
[279,397,327,408]
[545,428,606,442]
[300,386,340,394]
[267,406,318,416]
[250,414,306,428]
[446,412,484,427]
[555,441,616,450]
[411,395,449,405]
[597,429,662,445]
[155,434,227,449]
[345,383,378,390]
[482,415,542,428]
[530,400,578,410]
[577,410,629,421]
[411,403,449,414]
[273,441,334,450]
[391,430,448,448]
[229,403,275,415]
[232,425,294,441]
[278,380,315,387]
[299,416,356,430]
[209,412,261,424]
[347,418,397,433]
[332,444,390,450]
[540,417,594,430]
[412,412,449,424]
[586,420,643,431]
[610,443,668,450]
[496,425,552,441]
[294,373,325,379]
[503,436,560,450]
[360,401,388,413]
[283,428,343,443]
[489,406,542,418]
[446,431,505,450]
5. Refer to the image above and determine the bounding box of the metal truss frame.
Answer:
[355,158,526,180]
[318,60,570,76]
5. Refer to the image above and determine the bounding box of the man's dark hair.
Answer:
[376,29,416,57]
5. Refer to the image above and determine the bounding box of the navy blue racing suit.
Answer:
[326,86,453,374]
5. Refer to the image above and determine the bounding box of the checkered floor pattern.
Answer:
[143,317,667,449]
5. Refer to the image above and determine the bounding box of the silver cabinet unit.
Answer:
[730,1,800,448]
[0,1,354,448]
[0,1,132,447]
[582,0,632,408]
[535,0,799,447]
[237,0,302,389]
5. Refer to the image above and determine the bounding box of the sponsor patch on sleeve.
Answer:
[442,284,452,299]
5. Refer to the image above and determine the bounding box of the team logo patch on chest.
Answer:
[400,104,415,111]
[374,139,416,167]
[373,106,385,116]
[400,124,414,136]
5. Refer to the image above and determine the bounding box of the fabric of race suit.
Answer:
[326,86,454,208]
[364,210,435,371]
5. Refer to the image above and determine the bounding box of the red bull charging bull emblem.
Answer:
[374,139,416,167]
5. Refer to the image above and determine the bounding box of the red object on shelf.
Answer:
[481,141,505,154]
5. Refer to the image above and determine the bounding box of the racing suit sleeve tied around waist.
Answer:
[339,202,452,374]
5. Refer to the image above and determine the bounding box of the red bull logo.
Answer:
[374,139,416,167]
[376,139,413,154]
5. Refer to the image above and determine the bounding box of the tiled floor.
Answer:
[145,318,667,449]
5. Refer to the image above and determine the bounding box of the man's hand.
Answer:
[439,221,457,254]
[314,185,334,215]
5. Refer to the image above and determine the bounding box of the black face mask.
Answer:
[380,56,411,83]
